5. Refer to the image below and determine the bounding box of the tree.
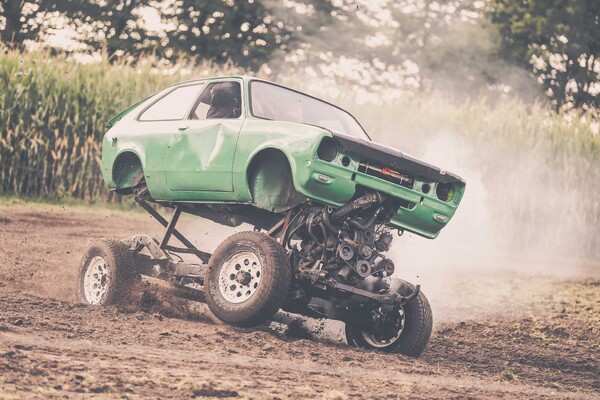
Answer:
[0,0,162,54]
[489,0,600,110]
[0,0,334,70]
[0,0,40,47]
[161,0,292,70]
[269,0,504,96]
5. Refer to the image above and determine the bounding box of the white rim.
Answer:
[218,251,262,304]
[83,256,110,304]
[361,307,406,348]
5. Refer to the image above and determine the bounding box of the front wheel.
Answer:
[345,279,433,357]
[205,231,291,327]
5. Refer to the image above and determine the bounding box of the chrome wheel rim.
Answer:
[361,307,406,348]
[83,256,110,304]
[218,251,262,304]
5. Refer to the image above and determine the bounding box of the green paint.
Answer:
[102,76,466,239]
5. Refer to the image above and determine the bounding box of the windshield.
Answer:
[249,80,370,140]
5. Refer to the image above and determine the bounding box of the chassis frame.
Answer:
[124,194,421,312]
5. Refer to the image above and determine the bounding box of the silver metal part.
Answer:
[218,251,262,304]
[361,307,406,348]
[173,263,206,279]
[322,277,406,305]
[337,265,353,280]
[355,259,372,278]
[121,235,206,280]
[359,244,373,259]
[83,256,110,304]
[337,243,354,261]
[122,235,169,260]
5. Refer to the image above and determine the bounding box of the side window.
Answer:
[190,82,241,120]
[139,84,204,121]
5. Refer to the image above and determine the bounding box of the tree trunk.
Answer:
[1,0,24,47]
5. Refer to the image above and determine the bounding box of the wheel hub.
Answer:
[83,256,110,305]
[218,251,262,304]
[235,270,252,285]
[361,306,406,348]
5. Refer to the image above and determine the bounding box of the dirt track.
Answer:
[0,202,598,399]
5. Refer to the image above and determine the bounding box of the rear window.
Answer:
[139,84,204,121]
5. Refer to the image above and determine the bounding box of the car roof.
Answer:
[167,75,306,94]
[164,75,371,140]
[167,75,249,87]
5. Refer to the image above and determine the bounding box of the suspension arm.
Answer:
[135,198,211,263]
[322,277,420,306]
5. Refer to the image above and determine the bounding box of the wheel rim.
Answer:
[218,250,262,304]
[361,306,406,348]
[83,256,110,304]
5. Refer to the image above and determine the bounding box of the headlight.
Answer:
[436,182,456,202]
[317,137,337,162]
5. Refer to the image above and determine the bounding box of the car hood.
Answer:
[332,132,463,184]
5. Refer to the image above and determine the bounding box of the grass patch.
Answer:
[0,194,142,214]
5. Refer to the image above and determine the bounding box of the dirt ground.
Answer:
[0,201,598,399]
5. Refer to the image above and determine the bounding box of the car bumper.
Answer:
[294,158,463,239]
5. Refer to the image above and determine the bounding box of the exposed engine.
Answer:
[284,190,400,288]
[119,185,429,356]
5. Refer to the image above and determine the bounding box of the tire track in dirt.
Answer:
[0,202,598,399]
[1,330,595,400]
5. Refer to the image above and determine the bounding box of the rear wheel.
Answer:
[345,279,432,357]
[77,238,134,305]
[205,231,291,327]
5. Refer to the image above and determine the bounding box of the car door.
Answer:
[165,80,244,192]
[134,82,207,198]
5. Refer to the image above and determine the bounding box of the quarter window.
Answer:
[139,84,204,121]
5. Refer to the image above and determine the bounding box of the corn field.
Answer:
[1,49,599,259]
[0,50,241,201]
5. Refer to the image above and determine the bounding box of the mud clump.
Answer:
[285,318,314,340]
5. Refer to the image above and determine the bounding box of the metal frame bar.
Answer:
[160,206,182,248]
[121,233,207,281]
[323,277,420,306]
[135,197,211,263]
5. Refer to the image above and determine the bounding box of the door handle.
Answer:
[178,124,190,131]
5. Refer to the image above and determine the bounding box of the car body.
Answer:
[102,76,465,239]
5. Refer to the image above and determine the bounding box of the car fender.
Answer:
[103,130,148,192]
[242,142,304,212]
[242,129,331,192]
[238,127,329,212]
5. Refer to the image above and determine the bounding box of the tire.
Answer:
[76,238,134,305]
[345,279,433,357]
[205,231,291,327]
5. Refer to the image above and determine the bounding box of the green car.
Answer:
[81,76,465,357]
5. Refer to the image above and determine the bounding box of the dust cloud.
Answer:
[264,0,598,325]
[380,131,598,323]
[171,124,598,324]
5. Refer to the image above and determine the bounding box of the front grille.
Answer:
[358,161,414,189]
